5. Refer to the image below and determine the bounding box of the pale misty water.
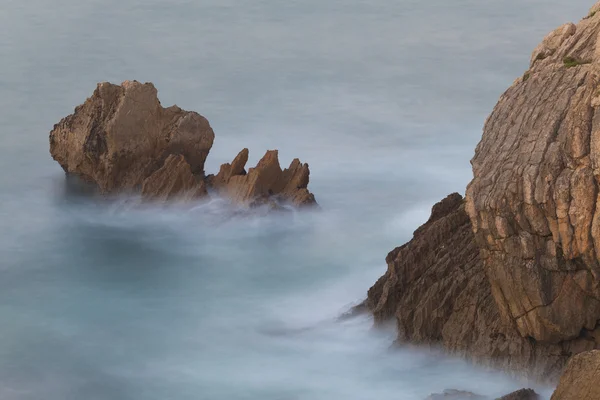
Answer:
[0,1,593,399]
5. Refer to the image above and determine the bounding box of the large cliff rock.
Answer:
[366,2,600,381]
[49,81,316,207]
[465,4,600,344]
[367,194,598,380]
[550,350,600,399]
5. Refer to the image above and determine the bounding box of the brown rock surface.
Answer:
[464,2,600,344]
[550,350,600,400]
[211,149,316,207]
[366,0,600,381]
[367,193,600,380]
[50,80,214,192]
[141,154,207,201]
[49,81,316,207]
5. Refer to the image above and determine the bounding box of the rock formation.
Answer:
[498,389,539,400]
[49,81,316,207]
[425,389,486,400]
[550,350,600,399]
[366,2,600,381]
[208,148,315,207]
[465,2,600,345]
[366,194,594,380]
[424,388,539,400]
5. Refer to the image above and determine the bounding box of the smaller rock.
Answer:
[497,389,539,400]
[425,389,487,400]
[211,149,316,207]
[551,350,600,400]
[141,154,207,201]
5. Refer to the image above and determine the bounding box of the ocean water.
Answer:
[0,1,593,399]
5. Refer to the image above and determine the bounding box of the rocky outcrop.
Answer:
[465,1,600,345]
[366,1,600,381]
[551,350,600,399]
[49,81,316,207]
[367,194,599,380]
[425,389,486,400]
[424,389,538,400]
[209,149,315,207]
[499,389,539,400]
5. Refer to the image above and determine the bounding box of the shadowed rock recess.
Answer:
[367,1,600,384]
[49,80,316,207]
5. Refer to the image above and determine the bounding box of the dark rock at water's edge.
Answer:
[365,0,600,384]
[366,193,597,380]
[498,389,539,400]
[49,80,316,208]
[425,389,486,400]
[424,388,538,400]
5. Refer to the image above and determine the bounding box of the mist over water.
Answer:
[0,1,593,399]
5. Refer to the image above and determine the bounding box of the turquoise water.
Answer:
[0,1,592,399]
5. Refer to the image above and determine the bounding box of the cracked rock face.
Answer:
[465,3,600,343]
[367,194,600,380]
[550,350,600,399]
[49,81,316,207]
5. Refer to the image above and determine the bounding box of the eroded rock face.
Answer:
[50,81,214,192]
[141,154,207,201]
[367,193,600,380]
[550,350,600,400]
[464,2,600,344]
[210,148,315,207]
[49,81,316,207]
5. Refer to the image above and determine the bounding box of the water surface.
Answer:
[0,1,593,399]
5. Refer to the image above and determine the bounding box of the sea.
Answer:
[0,1,593,399]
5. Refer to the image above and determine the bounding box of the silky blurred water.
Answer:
[0,1,593,399]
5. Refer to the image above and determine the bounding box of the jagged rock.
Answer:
[424,388,539,400]
[498,389,539,400]
[465,1,600,345]
[551,350,600,399]
[49,81,316,207]
[141,154,207,201]
[50,80,214,192]
[367,193,600,380]
[425,389,486,400]
[210,149,316,207]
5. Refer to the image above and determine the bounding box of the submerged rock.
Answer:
[551,350,600,399]
[425,389,486,400]
[498,389,539,400]
[424,388,539,400]
[49,81,316,208]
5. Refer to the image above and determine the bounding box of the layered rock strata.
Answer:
[366,2,600,381]
[50,81,316,207]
